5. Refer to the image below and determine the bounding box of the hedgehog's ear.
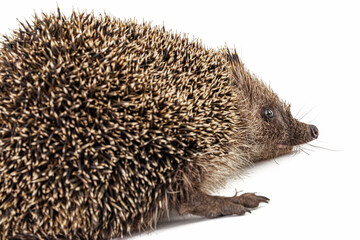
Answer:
[226,49,256,102]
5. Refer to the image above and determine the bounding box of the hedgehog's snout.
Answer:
[309,124,319,139]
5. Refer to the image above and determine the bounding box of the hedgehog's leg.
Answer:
[177,191,269,218]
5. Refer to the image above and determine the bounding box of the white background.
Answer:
[1,1,359,239]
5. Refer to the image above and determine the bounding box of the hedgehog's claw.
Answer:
[227,192,270,208]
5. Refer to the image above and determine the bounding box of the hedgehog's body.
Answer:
[0,10,318,239]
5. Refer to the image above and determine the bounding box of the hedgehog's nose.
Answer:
[309,125,319,139]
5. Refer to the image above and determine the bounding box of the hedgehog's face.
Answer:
[255,99,318,160]
[227,51,318,160]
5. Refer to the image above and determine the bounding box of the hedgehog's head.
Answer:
[227,50,318,160]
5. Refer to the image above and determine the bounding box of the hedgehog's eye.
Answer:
[264,108,274,119]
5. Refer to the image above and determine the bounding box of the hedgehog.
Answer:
[0,9,319,240]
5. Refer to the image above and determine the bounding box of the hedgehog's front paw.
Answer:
[178,191,268,218]
[227,192,270,208]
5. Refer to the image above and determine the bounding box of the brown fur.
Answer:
[0,9,318,239]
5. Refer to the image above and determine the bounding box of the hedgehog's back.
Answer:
[0,10,238,238]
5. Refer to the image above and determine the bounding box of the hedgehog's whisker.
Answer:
[297,146,310,155]
[306,143,339,152]
[298,106,315,121]
[308,116,318,124]
[300,146,315,153]
[294,104,306,119]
